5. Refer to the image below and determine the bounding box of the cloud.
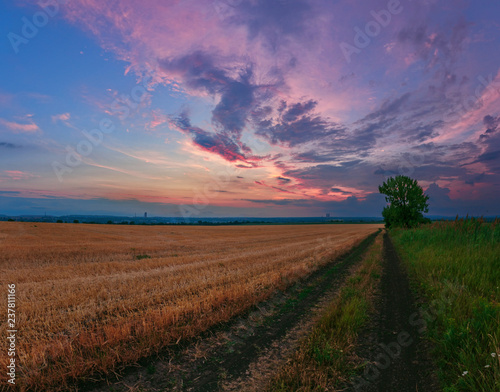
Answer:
[0,171,37,181]
[159,51,270,139]
[230,0,314,51]
[476,150,500,163]
[423,182,498,216]
[396,19,468,71]
[243,198,311,206]
[20,0,498,217]
[159,51,229,95]
[483,114,500,132]
[51,113,71,123]
[283,161,384,195]
[254,180,295,194]
[148,114,168,129]
[462,114,500,169]
[244,192,387,216]
[0,118,40,134]
[465,172,486,186]
[0,142,20,149]
[358,93,411,123]
[254,99,345,147]
[331,187,353,195]
[402,121,443,143]
[170,111,260,163]
[277,176,291,184]
[211,66,256,135]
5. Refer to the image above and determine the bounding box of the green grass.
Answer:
[390,218,500,392]
[267,233,383,391]
[134,254,152,260]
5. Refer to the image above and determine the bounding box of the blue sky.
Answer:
[1,0,499,217]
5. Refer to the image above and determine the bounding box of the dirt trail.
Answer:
[348,232,439,392]
[83,231,380,392]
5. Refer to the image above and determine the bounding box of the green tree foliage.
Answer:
[378,175,430,228]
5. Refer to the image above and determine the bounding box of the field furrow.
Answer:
[0,222,381,391]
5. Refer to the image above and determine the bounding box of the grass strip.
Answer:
[390,218,500,392]
[266,232,383,391]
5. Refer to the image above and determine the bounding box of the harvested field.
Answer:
[0,222,381,390]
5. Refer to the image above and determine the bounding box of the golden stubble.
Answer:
[0,222,381,390]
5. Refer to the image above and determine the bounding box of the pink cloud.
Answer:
[254,180,296,194]
[0,118,40,133]
[59,1,370,119]
[147,110,168,129]
[51,113,71,122]
[429,68,500,145]
[1,171,38,181]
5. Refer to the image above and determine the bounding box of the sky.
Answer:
[0,0,499,218]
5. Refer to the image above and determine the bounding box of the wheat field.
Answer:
[0,222,381,390]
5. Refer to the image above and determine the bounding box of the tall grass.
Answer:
[391,218,500,392]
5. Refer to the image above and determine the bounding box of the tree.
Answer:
[378,175,430,228]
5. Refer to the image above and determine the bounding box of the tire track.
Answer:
[349,232,439,392]
[85,231,380,392]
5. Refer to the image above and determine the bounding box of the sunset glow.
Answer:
[1,0,499,217]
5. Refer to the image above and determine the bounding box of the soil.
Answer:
[346,232,440,392]
[81,231,379,392]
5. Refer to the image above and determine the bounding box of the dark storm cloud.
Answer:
[465,172,486,186]
[408,164,467,182]
[0,142,20,149]
[236,163,257,168]
[283,161,381,192]
[403,121,443,143]
[280,100,316,122]
[254,99,345,147]
[358,93,411,123]
[483,115,500,133]
[212,66,255,134]
[474,150,500,164]
[426,182,451,206]
[244,192,387,217]
[292,150,342,163]
[351,120,392,152]
[478,115,500,145]
[397,19,468,70]
[161,50,272,161]
[423,183,499,216]
[160,18,492,212]
[243,198,311,206]
[159,51,227,94]
[159,48,446,175]
[160,51,260,137]
[464,115,500,169]
[254,180,295,194]
[277,176,291,184]
[331,187,352,195]
[170,111,253,162]
[161,50,288,161]
[298,93,416,161]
